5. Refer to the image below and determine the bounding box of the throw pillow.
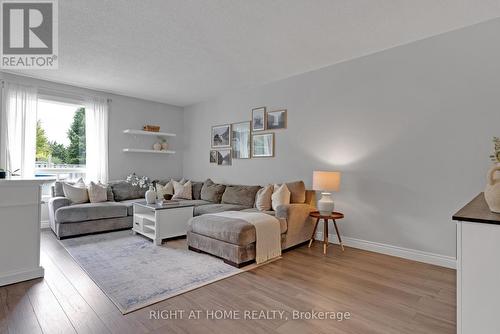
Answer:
[62,178,89,204]
[172,180,192,200]
[271,183,291,211]
[156,181,174,200]
[255,185,273,211]
[88,181,108,203]
[286,180,306,204]
[222,185,261,207]
[191,181,204,200]
[200,179,226,203]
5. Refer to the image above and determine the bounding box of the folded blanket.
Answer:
[210,211,281,264]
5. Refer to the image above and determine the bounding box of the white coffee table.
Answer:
[132,201,194,245]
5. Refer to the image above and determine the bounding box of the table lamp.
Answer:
[312,171,341,215]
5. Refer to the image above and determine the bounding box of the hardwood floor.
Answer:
[0,230,456,334]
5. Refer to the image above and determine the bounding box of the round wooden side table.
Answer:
[309,211,345,254]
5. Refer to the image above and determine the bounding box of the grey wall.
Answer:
[183,19,500,258]
[0,72,183,181]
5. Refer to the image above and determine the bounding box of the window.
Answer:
[35,98,86,180]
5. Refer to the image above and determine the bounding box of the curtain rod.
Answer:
[0,79,112,102]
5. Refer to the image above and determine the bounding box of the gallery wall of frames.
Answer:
[210,107,287,166]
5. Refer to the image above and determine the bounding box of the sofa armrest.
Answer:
[48,197,71,229]
[276,203,316,249]
[275,203,313,220]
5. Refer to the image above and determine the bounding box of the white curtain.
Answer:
[85,97,109,183]
[0,83,37,178]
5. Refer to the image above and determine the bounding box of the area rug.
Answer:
[59,230,243,314]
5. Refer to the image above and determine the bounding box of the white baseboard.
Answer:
[316,232,456,269]
[41,220,50,229]
[0,267,44,287]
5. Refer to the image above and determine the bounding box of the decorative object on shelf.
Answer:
[266,109,287,130]
[252,107,266,131]
[0,169,5,179]
[490,137,500,163]
[145,185,156,204]
[210,150,217,163]
[143,125,160,132]
[211,124,231,148]
[217,149,232,166]
[153,142,162,151]
[312,171,341,215]
[231,121,251,159]
[126,173,150,188]
[160,139,169,151]
[252,133,274,158]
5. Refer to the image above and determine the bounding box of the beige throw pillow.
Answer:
[62,178,89,204]
[156,181,174,199]
[88,181,108,203]
[172,180,192,200]
[271,183,291,211]
[255,185,273,211]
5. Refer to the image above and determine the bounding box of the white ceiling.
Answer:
[7,0,500,106]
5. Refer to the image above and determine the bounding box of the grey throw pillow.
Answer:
[109,180,148,201]
[200,179,226,203]
[222,185,261,207]
[191,181,204,200]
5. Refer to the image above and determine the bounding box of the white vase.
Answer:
[485,164,500,213]
[145,186,156,204]
[153,142,162,151]
[161,142,168,151]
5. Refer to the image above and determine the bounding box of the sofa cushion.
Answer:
[193,203,248,216]
[221,185,261,207]
[188,212,287,245]
[286,180,306,204]
[109,180,148,201]
[200,179,226,203]
[55,202,127,223]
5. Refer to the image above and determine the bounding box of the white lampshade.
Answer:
[312,171,341,192]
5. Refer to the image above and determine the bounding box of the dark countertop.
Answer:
[453,193,500,225]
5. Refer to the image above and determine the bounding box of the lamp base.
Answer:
[317,192,334,215]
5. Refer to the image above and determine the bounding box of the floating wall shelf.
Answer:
[123,148,176,154]
[123,129,176,137]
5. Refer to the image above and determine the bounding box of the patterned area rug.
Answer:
[60,230,242,314]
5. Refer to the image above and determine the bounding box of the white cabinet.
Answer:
[454,193,500,334]
[0,179,52,286]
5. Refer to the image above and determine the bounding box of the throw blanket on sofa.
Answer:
[210,211,282,264]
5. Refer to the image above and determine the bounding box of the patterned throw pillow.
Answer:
[271,183,291,211]
[88,182,108,203]
[172,180,192,200]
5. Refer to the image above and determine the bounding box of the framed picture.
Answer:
[209,150,217,163]
[267,109,287,130]
[217,149,232,166]
[231,121,251,159]
[211,124,231,148]
[252,133,274,158]
[251,107,266,132]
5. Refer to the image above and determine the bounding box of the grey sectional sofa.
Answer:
[48,177,316,265]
